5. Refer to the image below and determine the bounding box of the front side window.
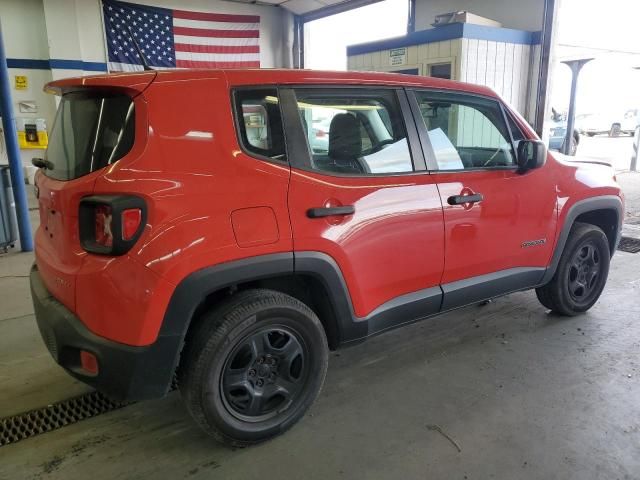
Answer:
[235,89,286,161]
[414,91,516,170]
[294,89,414,175]
[45,92,135,181]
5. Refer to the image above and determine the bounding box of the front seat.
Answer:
[327,113,369,173]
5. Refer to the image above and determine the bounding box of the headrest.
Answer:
[328,113,362,160]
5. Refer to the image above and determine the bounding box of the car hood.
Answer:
[554,152,612,168]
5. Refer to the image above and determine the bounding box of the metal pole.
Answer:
[631,66,639,172]
[533,0,557,137]
[292,15,302,69]
[0,20,33,252]
[407,0,416,34]
[562,58,593,155]
[632,127,638,172]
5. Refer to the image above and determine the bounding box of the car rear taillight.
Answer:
[79,195,147,255]
[94,205,113,247]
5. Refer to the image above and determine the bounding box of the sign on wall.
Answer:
[389,48,407,66]
[102,0,261,72]
[14,75,28,90]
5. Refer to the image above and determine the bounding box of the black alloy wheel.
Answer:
[178,289,328,447]
[567,241,602,306]
[221,326,308,422]
[535,222,610,316]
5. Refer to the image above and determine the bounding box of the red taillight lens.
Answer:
[122,208,142,241]
[94,205,113,247]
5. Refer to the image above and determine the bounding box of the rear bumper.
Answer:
[30,263,181,402]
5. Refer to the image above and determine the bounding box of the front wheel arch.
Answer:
[540,196,622,286]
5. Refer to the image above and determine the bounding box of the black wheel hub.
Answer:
[568,241,601,302]
[221,326,307,422]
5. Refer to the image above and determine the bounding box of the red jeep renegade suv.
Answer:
[30,69,623,446]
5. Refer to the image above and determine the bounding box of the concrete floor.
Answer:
[1,148,640,479]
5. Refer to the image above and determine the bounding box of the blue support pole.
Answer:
[0,19,33,252]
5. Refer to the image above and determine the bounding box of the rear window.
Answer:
[44,92,135,181]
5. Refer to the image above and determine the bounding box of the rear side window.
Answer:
[294,88,413,175]
[234,89,286,162]
[45,92,135,181]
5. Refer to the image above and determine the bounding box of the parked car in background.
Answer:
[549,108,579,155]
[621,109,638,136]
[579,110,637,137]
[309,117,331,154]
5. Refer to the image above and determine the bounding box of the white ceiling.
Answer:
[234,0,375,18]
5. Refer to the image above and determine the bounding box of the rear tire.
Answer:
[178,289,328,447]
[536,223,610,316]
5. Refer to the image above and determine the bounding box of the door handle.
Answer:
[447,193,483,206]
[307,206,355,218]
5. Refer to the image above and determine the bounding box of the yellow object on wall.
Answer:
[14,75,28,90]
[16,118,48,150]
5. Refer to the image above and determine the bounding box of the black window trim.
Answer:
[503,107,529,143]
[280,84,428,178]
[231,86,289,166]
[407,88,521,173]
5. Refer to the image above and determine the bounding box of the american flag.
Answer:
[102,0,260,71]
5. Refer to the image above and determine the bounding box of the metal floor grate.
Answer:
[0,391,128,447]
[618,236,640,254]
[1,378,178,447]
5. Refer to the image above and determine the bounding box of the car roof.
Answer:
[46,68,498,99]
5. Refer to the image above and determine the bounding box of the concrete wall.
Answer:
[414,0,544,32]
[0,0,55,168]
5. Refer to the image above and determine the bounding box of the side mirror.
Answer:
[516,140,546,172]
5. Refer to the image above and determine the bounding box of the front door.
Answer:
[409,89,557,309]
[283,86,445,323]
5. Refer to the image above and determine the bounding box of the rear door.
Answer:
[408,89,557,309]
[283,86,445,322]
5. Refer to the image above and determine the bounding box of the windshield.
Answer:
[44,92,135,181]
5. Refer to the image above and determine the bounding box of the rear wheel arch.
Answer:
[163,252,356,378]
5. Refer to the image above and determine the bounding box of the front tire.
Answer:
[536,223,610,316]
[178,289,328,447]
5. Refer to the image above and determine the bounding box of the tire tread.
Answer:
[177,289,327,447]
